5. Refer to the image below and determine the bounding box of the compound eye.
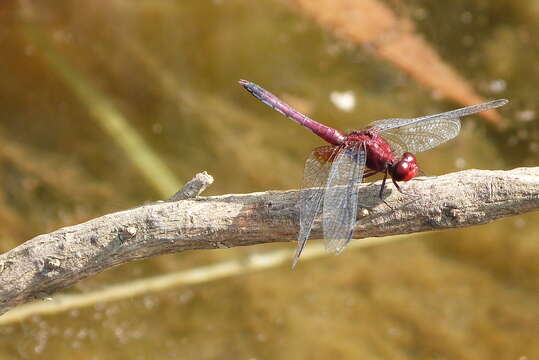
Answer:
[393,160,419,181]
[401,152,416,164]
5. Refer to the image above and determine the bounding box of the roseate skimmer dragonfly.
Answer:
[239,79,508,267]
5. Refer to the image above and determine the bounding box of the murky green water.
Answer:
[1,0,538,359]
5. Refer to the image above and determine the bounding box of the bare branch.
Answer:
[1,167,538,315]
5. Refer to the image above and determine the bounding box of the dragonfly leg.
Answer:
[391,177,420,199]
[413,169,436,181]
[379,170,393,209]
[362,170,378,179]
[390,177,423,210]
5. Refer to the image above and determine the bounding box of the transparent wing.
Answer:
[373,116,461,158]
[294,146,340,267]
[368,99,508,157]
[322,143,366,254]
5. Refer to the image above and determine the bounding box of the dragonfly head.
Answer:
[390,152,419,182]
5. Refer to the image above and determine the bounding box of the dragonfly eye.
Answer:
[391,154,420,182]
[401,152,417,164]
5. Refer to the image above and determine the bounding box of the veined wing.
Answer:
[322,142,366,254]
[368,99,508,157]
[294,145,340,267]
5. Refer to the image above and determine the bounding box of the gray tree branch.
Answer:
[1,167,538,315]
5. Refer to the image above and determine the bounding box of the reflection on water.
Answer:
[0,0,538,359]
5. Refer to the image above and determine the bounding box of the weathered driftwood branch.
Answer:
[1,167,538,315]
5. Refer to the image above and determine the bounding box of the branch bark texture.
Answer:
[1,167,538,315]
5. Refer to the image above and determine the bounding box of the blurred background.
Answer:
[1,0,538,358]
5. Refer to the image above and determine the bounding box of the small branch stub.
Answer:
[168,171,214,201]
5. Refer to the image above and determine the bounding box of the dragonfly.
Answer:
[239,79,508,267]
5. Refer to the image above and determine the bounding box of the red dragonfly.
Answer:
[239,80,508,267]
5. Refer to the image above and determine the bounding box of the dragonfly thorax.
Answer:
[346,130,395,173]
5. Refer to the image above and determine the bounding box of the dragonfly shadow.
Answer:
[359,180,395,209]
[296,180,396,228]
[356,179,423,219]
